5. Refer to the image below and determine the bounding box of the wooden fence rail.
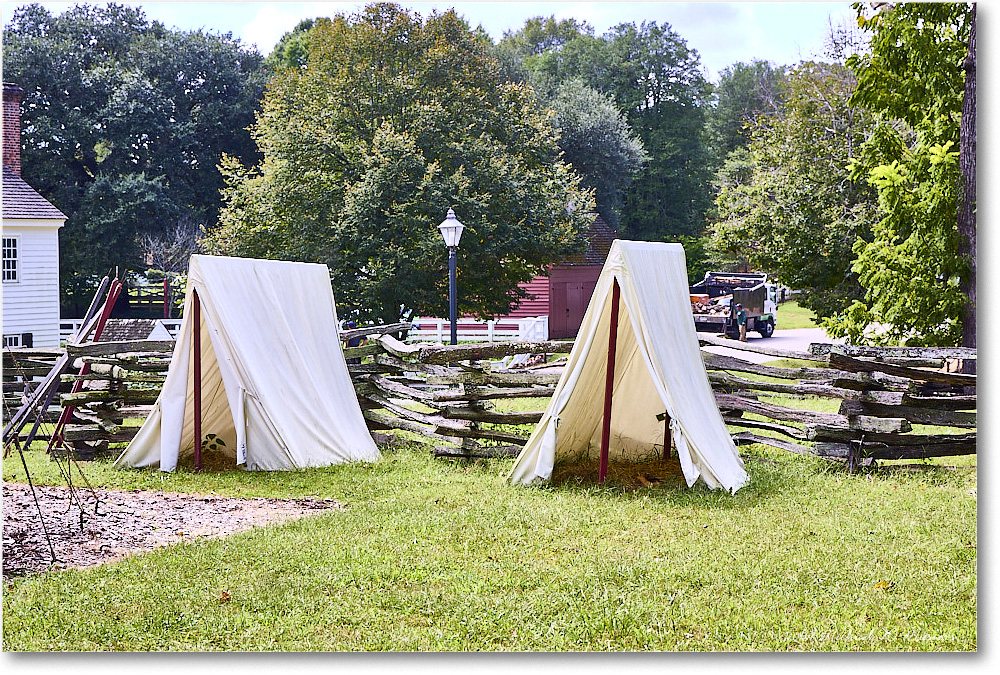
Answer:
[701,336,975,471]
[4,323,976,470]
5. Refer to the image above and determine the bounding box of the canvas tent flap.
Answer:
[115,255,379,471]
[508,240,747,493]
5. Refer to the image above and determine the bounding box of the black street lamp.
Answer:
[437,208,465,345]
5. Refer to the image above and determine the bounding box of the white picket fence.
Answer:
[60,316,549,345]
[409,316,548,343]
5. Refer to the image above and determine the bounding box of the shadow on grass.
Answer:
[540,449,815,510]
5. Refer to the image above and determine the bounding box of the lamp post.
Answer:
[438,208,465,345]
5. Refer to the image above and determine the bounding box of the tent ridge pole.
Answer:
[193,289,202,472]
[599,278,621,484]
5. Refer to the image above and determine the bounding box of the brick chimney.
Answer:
[3,82,24,175]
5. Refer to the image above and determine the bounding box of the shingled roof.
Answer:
[560,213,617,266]
[98,319,173,342]
[2,165,66,220]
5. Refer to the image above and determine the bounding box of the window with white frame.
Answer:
[3,334,22,348]
[2,237,18,282]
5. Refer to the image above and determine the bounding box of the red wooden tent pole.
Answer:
[598,278,621,485]
[663,411,671,461]
[163,277,169,319]
[47,278,122,454]
[193,289,202,472]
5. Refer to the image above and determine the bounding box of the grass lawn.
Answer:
[775,300,820,330]
[2,434,976,651]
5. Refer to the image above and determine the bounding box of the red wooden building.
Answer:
[412,214,616,341]
[501,214,616,339]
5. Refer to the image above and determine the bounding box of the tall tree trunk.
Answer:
[958,5,976,353]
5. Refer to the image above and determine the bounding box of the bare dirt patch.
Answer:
[3,481,342,578]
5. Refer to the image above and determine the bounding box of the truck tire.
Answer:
[758,318,775,338]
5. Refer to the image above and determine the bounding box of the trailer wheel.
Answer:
[758,318,775,338]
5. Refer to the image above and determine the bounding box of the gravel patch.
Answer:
[3,481,342,578]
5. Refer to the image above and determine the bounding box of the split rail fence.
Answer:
[4,323,976,471]
[3,340,171,458]
[700,334,976,471]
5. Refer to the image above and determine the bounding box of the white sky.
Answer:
[2,1,862,81]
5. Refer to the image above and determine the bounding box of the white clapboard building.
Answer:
[2,82,66,349]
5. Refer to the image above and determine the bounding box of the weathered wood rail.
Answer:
[4,339,174,457]
[704,335,976,471]
[4,317,976,471]
[347,328,571,458]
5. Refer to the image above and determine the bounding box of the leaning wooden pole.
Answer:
[598,278,621,484]
[193,289,203,472]
[47,277,123,454]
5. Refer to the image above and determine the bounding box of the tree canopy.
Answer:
[829,1,974,346]
[502,17,713,241]
[2,2,267,313]
[539,79,647,230]
[205,2,594,324]
[705,59,786,163]
[710,58,877,320]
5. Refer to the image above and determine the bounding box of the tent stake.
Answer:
[193,289,202,472]
[598,278,621,484]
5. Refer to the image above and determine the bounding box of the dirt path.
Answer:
[3,481,343,578]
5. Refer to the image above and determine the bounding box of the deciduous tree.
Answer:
[502,17,713,241]
[705,60,786,164]
[711,59,877,320]
[833,1,974,346]
[206,3,593,325]
[2,2,266,313]
[543,79,647,230]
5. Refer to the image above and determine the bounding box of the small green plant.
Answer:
[201,434,226,453]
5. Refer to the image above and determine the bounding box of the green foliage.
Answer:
[603,22,715,241]
[497,19,648,231]
[676,235,713,285]
[2,2,267,313]
[207,3,593,324]
[503,17,714,241]
[544,79,648,229]
[201,433,227,453]
[830,2,973,346]
[264,18,321,72]
[704,60,787,163]
[710,59,877,320]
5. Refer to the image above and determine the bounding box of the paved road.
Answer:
[702,327,844,365]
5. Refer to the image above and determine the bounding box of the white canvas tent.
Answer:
[508,240,748,493]
[115,255,380,471]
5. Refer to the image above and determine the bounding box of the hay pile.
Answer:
[550,456,688,491]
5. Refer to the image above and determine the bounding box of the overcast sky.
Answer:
[2,1,862,81]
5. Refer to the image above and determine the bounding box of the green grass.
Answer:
[2,438,976,651]
[776,300,820,330]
